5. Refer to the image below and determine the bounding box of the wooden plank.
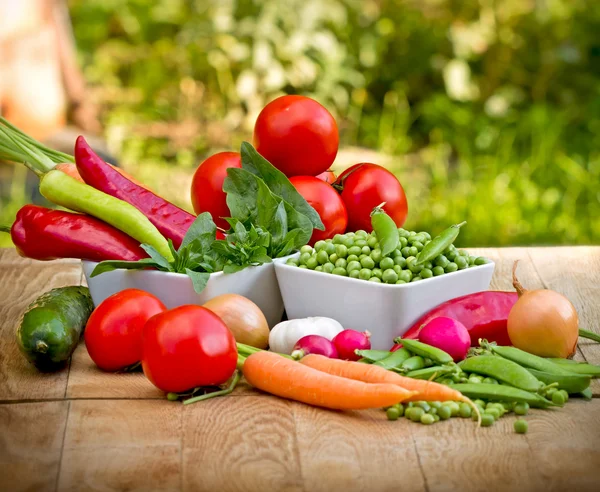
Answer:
[0,401,69,492]
[0,259,83,400]
[293,405,426,492]
[182,395,303,492]
[0,248,80,266]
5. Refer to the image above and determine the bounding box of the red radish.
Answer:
[332,330,371,361]
[418,317,471,362]
[291,335,338,359]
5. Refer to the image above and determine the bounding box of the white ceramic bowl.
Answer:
[82,261,285,328]
[274,256,495,350]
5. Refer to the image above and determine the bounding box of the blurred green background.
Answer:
[1,0,599,248]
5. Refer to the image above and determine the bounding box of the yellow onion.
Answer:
[507,261,578,358]
[203,294,269,349]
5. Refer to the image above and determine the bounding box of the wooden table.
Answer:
[1,247,599,492]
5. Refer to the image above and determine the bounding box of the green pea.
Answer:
[346,254,359,263]
[360,256,375,269]
[459,249,470,257]
[324,242,336,255]
[468,256,476,266]
[315,266,323,272]
[398,228,410,238]
[322,262,335,273]
[399,237,408,247]
[445,262,458,273]
[406,257,424,273]
[329,253,339,263]
[300,245,313,254]
[306,256,318,269]
[380,257,395,270]
[299,252,311,265]
[349,269,360,279]
[432,266,445,276]
[455,256,468,270]
[401,246,412,258]
[354,240,367,250]
[396,280,407,284]
[438,405,452,420]
[434,255,449,268]
[409,407,425,422]
[484,408,500,420]
[316,250,329,265]
[298,264,308,269]
[336,244,348,258]
[355,230,368,238]
[371,268,383,279]
[444,401,461,417]
[359,268,372,280]
[411,276,422,282]
[428,407,438,416]
[413,233,427,243]
[468,375,483,384]
[368,277,381,283]
[332,267,347,276]
[559,390,569,402]
[371,249,383,264]
[421,232,432,241]
[393,256,407,268]
[421,268,433,279]
[458,403,472,418]
[475,257,487,265]
[359,254,368,261]
[341,236,354,248]
[409,246,419,257]
[551,391,566,406]
[348,246,362,256]
[332,234,344,244]
[398,270,413,282]
[393,265,403,275]
[423,261,433,269]
[314,240,327,251]
[346,232,356,238]
[514,419,528,434]
[367,236,378,248]
[286,258,299,266]
[382,269,398,284]
[386,407,401,421]
[414,401,431,412]
[394,403,405,417]
[361,245,372,255]
[412,241,424,251]
[481,414,495,427]
[482,377,498,385]
[474,399,486,407]
[347,260,361,272]
[335,258,348,269]
[420,414,435,425]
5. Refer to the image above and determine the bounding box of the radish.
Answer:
[417,317,470,362]
[291,335,338,359]
[332,330,371,361]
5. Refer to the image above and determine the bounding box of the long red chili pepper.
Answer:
[5,205,147,262]
[74,136,195,248]
[400,291,519,347]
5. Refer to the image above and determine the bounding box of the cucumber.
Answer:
[526,368,591,394]
[16,286,94,371]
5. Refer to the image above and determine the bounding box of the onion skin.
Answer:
[507,261,579,358]
[203,294,269,349]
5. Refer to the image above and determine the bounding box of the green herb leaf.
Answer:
[181,212,217,249]
[185,269,211,294]
[140,244,173,271]
[240,142,324,230]
[90,258,164,277]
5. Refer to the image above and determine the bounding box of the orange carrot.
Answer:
[55,162,150,190]
[300,355,481,423]
[243,351,417,410]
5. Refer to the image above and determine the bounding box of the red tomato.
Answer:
[142,305,237,393]
[191,152,241,229]
[316,170,337,184]
[253,95,339,177]
[84,289,166,371]
[336,163,408,231]
[290,176,347,245]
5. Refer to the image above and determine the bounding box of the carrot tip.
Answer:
[462,396,482,427]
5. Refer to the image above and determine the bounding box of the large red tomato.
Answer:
[290,176,347,245]
[315,170,337,184]
[253,95,339,177]
[84,289,166,371]
[191,152,241,229]
[142,305,237,393]
[335,163,408,231]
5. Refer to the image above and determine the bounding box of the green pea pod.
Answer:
[396,338,454,365]
[525,368,591,394]
[38,170,173,261]
[577,387,593,400]
[484,343,575,376]
[355,349,392,362]
[458,355,544,393]
[373,348,411,369]
[547,358,600,377]
[451,383,556,409]
[399,355,425,372]
[405,365,453,380]
[416,221,466,265]
[370,204,399,257]
[579,328,600,344]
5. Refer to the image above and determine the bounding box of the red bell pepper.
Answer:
[401,291,519,346]
[74,136,195,249]
[5,205,146,262]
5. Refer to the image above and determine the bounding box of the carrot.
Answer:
[300,354,481,424]
[55,163,150,190]
[243,351,417,410]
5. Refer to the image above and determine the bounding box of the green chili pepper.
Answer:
[525,368,591,394]
[484,343,574,376]
[451,383,556,408]
[374,348,411,369]
[458,355,544,393]
[415,221,466,265]
[38,170,173,261]
[355,349,392,362]
[396,338,454,365]
[399,355,426,372]
[370,204,399,257]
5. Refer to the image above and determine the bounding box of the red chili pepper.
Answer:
[74,136,195,249]
[401,291,519,346]
[6,205,146,262]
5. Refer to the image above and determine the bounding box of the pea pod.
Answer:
[546,359,600,377]
[484,343,575,376]
[578,387,593,400]
[396,338,454,365]
[458,355,544,393]
[38,170,173,261]
[373,348,411,369]
[370,204,399,257]
[355,349,392,362]
[399,355,425,372]
[405,365,454,380]
[416,221,466,265]
[451,383,556,409]
[525,368,591,394]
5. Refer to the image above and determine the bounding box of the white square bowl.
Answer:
[82,260,285,328]
[274,256,495,350]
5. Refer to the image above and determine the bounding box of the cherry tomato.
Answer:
[253,95,339,177]
[335,163,408,232]
[290,176,348,245]
[84,289,166,372]
[191,152,241,229]
[142,305,237,393]
[316,170,337,184]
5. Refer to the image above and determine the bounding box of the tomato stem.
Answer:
[183,371,241,405]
